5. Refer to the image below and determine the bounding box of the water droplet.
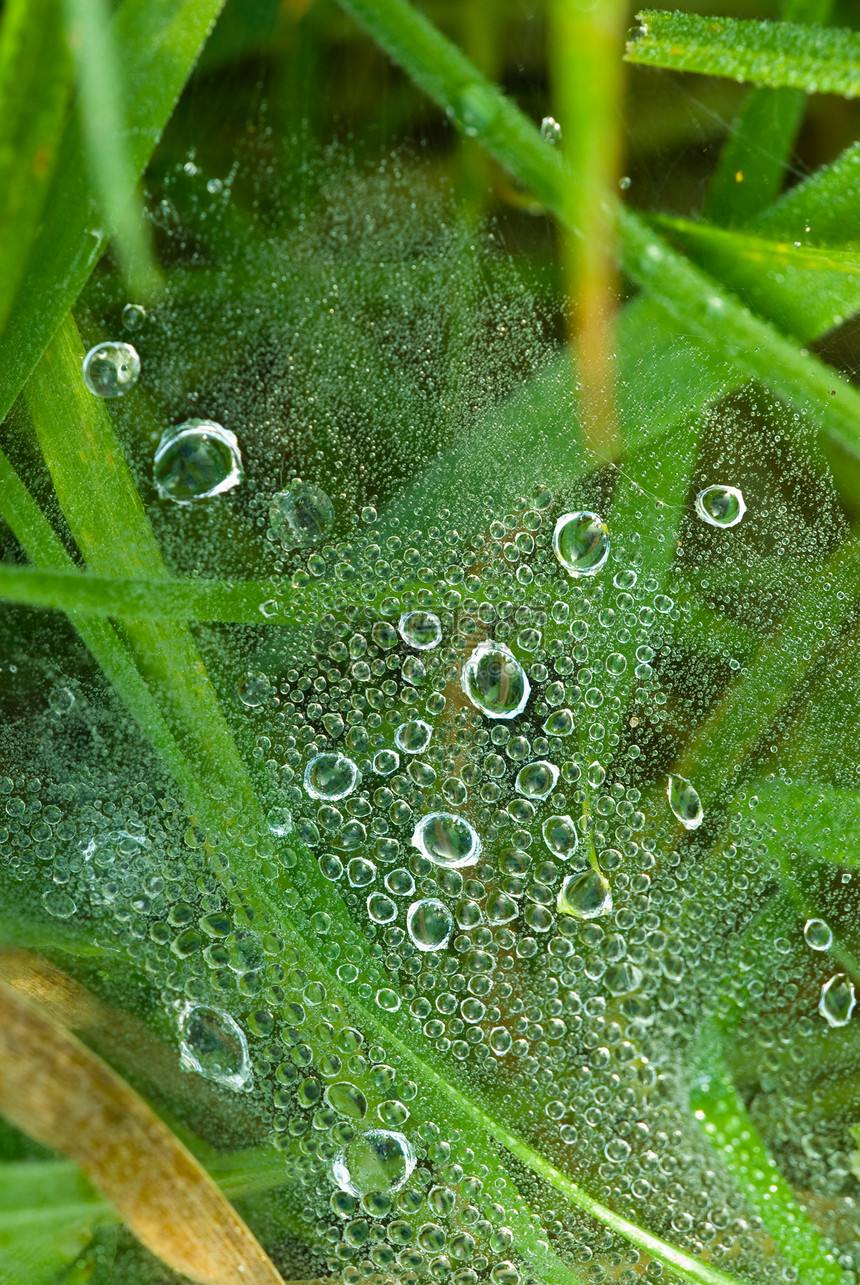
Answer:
[42,889,76,919]
[486,890,518,925]
[326,1081,368,1119]
[178,1003,251,1090]
[667,774,703,829]
[402,656,426,686]
[49,686,75,714]
[407,898,453,951]
[558,870,613,919]
[586,761,606,788]
[540,115,562,144]
[373,749,400,775]
[819,973,856,1027]
[553,511,610,577]
[543,708,574,737]
[237,671,272,707]
[541,814,579,858]
[82,342,140,397]
[121,303,146,330]
[462,641,530,719]
[305,752,359,800]
[398,611,442,649]
[412,812,481,868]
[154,421,243,504]
[515,760,559,800]
[804,918,833,951]
[361,505,377,524]
[375,987,401,1012]
[266,806,293,837]
[367,892,397,924]
[332,1129,416,1197]
[269,481,334,548]
[695,485,746,528]
[395,719,432,754]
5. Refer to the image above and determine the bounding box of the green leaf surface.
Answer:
[0,0,74,341]
[0,0,227,429]
[0,1161,106,1285]
[627,10,860,97]
[751,140,860,245]
[746,778,860,870]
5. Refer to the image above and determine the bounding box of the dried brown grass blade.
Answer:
[0,978,283,1285]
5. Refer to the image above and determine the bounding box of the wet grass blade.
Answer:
[627,10,860,97]
[751,140,860,245]
[62,0,160,298]
[0,0,74,340]
[0,0,227,428]
[0,981,284,1285]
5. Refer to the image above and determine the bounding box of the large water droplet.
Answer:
[804,918,833,952]
[542,813,579,858]
[819,973,856,1027]
[394,719,432,754]
[332,1129,416,1197]
[82,341,140,397]
[406,898,453,951]
[398,611,442,649]
[178,1003,251,1090]
[461,641,530,719]
[515,760,559,800]
[326,1080,368,1119]
[695,485,746,528]
[553,511,610,577]
[305,752,359,800]
[154,421,243,504]
[412,812,481,868]
[558,870,613,919]
[269,481,334,549]
[667,774,703,829]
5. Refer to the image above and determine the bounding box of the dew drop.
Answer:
[178,1003,251,1091]
[398,611,442,649]
[332,1129,416,1197]
[667,774,703,829]
[121,303,146,330]
[406,897,453,951]
[269,480,335,548]
[412,812,481,868]
[373,749,400,775]
[540,115,562,144]
[804,918,833,951]
[695,485,746,528]
[543,708,574,737]
[553,511,610,577]
[485,890,519,925]
[394,719,432,754]
[819,973,856,1027]
[82,341,140,397]
[305,752,359,800]
[154,421,243,504]
[558,870,613,919]
[541,814,579,858]
[42,889,76,919]
[515,760,559,800]
[326,1081,368,1119]
[237,671,272,707]
[462,641,530,719]
[266,806,293,837]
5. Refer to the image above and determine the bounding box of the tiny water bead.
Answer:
[398,610,442,649]
[412,812,481,868]
[121,302,146,330]
[461,640,530,719]
[805,918,833,952]
[82,341,140,397]
[305,752,359,800]
[515,760,559,800]
[269,480,334,549]
[540,115,562,144]
[695,484,746,528]
[667,774,703,830]
[237,671,272,707]
[819,973,856,1028]
[332,1128,416,1197]
[178,1003,251,1091]
[394,719,432,754]
[406,898,453,951]
[154,421,243,504]
[558,870,613,919]
[553,511,610,577]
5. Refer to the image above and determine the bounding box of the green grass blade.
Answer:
[627,10,860,98]
[61,0,160,298]
[652,212,860,340]
[751,140,860,245]
[335,0,860,466]
[704,0,832,224]
[0,0,227,428]
[0,0,73,340]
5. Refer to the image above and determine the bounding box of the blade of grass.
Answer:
[0,982,284,1285]
[0,0,74,339]
[334,0,860,467]
[751,140,860,245]
[0,0,227,428]
[61,0,160,299]
[626,10,860,97]
[548,0,626,456]
[703,0,832,224]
